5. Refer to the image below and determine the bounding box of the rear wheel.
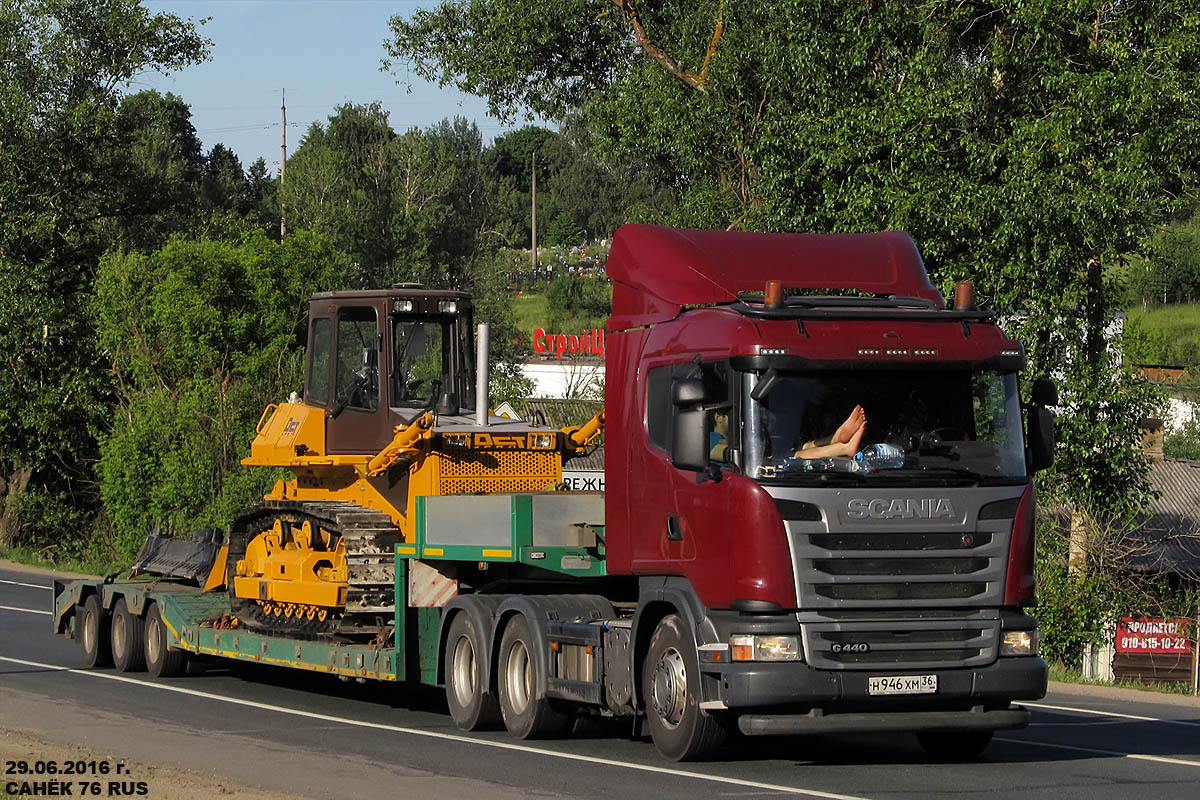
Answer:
[444,613,501,731]
[144,603,187,678]
[642,614,727,761]
[497,615,572,739]
[110,598,146,673]
[916,730,994,761]
[77,595,111,668]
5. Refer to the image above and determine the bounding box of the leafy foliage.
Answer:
[0,0,209,547]
[94,232,353,556]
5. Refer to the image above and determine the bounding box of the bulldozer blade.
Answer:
[131,527,227,584]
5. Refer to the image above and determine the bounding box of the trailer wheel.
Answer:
[916,730,993,761]
[444,613,501,730]
[110,598,146,672]
[497,615,572,739]
[642,614,726,761]
[144,603,187,678]
[77,595,111,668]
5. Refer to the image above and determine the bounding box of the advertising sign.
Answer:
[533,328,605,359]
[1114,617,1193,654]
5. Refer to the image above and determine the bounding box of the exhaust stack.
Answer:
[475,323,490,427]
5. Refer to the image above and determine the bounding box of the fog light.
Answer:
[729,634,802,662]
[1000,629,1041,656]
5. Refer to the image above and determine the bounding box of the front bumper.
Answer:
[711,655,1046,734]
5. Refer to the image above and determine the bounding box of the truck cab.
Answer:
[603,224,1053,758]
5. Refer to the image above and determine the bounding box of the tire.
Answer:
[916,730,994,761]
[77,594,111,668]
[144,603,187,678]
[497,614,572,739]
[642,614,727,761]
[444,613,501,731]
[110,598,146,673]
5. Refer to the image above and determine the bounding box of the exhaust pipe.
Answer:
[476,323,490,427]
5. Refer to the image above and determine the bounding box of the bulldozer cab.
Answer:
[305,288,475,454]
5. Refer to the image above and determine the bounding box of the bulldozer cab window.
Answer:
[392,317,451,408]
[334,307,379,412]
[307,317,332,406]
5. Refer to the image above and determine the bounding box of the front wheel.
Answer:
[497,615,572,739]
[444,613,501,731]
[916,730,994,761]
[642,614,727,761]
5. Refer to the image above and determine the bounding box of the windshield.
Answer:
[743,369,1027,484]
[391,315,469,410]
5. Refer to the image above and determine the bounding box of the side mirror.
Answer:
[1028,405,1055,473]
[1032,377,1057,407]
[671,378,709,472]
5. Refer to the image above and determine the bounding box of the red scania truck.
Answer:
[52,224,1053,762]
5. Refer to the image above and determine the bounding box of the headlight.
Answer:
[393,299,414,313]
[438,300,458,313]
[1000,629,1041,656]
[442,433,471,448]
[528,432,556,449]
[729,634,803,662]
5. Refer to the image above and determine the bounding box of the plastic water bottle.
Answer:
[853,443,905,471]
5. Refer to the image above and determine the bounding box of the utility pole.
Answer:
[530,150,537,271]
[280,88,287,241]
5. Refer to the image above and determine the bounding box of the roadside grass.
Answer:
[1049,663,1198,696]
[512,292,549,334]
[0,544,113,578]
[1125,303,1200,369]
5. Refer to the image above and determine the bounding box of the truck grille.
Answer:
[802,616,1000,670]
[788,526,1009,612]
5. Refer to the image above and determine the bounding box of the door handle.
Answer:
[666,513,683,541]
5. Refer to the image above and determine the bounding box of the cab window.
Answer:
[335,307,379,412]
[307,317,331,406]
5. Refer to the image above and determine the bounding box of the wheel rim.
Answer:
[503,640,532,715]
[112,612,126,658]
[82,609,95,653]
[650,646,687,729]
[146,615,161,665]
[450,635,477,708]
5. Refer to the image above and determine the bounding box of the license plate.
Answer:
[868,674,938,695]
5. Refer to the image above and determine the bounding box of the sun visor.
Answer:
[606,224,944,331]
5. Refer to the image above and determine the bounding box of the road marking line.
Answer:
[0,654,867,800]
[1029,701,1200,728]
[996,736,1200,768]
[0,605,50,615]
[0,579,50,590]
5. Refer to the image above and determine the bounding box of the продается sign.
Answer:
[1114,617,1193,654]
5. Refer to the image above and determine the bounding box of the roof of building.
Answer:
[1124,458,1200,574]
[507,397,605,471]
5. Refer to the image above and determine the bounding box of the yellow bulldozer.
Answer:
[134,287,601,637]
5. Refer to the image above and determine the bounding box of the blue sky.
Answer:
[140,1,524,172]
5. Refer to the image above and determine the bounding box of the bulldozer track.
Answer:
[227,500,400,639]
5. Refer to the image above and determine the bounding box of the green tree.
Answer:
[0,0,208,547]
[94,232,353,555]
[387,0,1199,517]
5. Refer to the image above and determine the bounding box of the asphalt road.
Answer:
[3,562,1200,799]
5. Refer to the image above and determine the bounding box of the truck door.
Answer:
[326,303,390,454]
